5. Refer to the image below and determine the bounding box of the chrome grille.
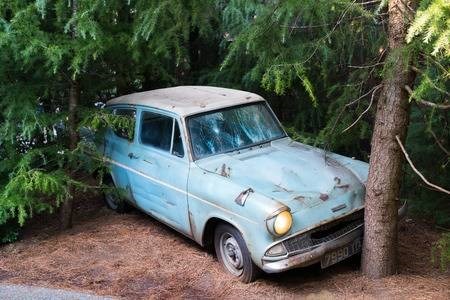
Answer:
[283,211,364,254]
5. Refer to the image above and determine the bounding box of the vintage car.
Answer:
[102,86,374,282]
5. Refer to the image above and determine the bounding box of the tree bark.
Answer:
[60,0,79,230]
[361,0,416,278]
[60,79,79,230]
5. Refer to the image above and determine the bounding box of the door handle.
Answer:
[128,152,139,159]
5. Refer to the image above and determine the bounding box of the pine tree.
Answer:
[217,0,449,277]
[362,0,417,278]
[0,0,217,234]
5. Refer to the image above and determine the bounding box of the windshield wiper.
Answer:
[225,136,286,155]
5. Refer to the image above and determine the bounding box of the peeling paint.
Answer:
[319,193,329,201]
[273,184,293,193]
[220,163,231,178]
[188,211,197,237]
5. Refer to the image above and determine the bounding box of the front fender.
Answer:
[187,163,286,267]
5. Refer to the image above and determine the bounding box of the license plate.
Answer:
[321,238,362,268]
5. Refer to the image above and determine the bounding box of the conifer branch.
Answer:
[396,135,450,195]
[359,0,382,5]
[405,85,450,110]
[349,62,384,69]
[283,14,385,30]
[301,0,358,64]
[428,128,450,157]
[416,105,450,157]
[342,84,382,133]
[410,66,450,96]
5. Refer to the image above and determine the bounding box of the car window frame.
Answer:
[171,119,185,158]
[137,107,187,160]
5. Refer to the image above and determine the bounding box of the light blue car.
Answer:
[102,86,373,282]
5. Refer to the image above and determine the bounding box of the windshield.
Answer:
[187,102,285,160]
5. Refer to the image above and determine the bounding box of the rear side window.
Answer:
[140,111,185,157]
[140,111,173,151]
[113,108,136,141]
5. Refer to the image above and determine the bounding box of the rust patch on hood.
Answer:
[334,176,349,189]
[320,193,329,201]
[220,164,231,178]
[335,184,350,189]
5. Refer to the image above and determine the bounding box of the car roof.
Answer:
[106,86,264,117]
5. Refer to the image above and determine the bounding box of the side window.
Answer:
[113,108,136,141]
[140,111,173,151]
[172,121,184,158]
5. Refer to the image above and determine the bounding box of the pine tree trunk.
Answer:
[361,0,416,278]
[60,79,79,229]
[60,0,79,230]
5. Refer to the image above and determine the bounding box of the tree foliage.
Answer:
[0,0,217,239]
[402,0,450,228]
[407,0,450,56]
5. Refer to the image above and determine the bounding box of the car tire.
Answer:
[103,178,130,213]
[214,223,259,283]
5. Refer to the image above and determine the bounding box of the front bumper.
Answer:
[261,201,407,273]
[261,223,363,273]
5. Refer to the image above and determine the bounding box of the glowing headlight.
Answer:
[266,209,293,237]
[274,210,293,235]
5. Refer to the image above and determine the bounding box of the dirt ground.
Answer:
[0,195,449,300]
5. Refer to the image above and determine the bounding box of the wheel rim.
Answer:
[105,191,119,210]
[219,232,244,276]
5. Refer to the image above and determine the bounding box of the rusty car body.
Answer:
[102,86,390,282]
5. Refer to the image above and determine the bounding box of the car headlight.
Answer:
[266,209,293,237]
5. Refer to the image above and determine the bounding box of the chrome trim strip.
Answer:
[104,157,257,224]
[331,203,347,213]
[265,206,291,221]
[105,157,186,194]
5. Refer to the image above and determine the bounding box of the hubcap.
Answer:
[105,191,119,210]
[219,232,244,276]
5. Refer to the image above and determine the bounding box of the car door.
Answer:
[127,108,191,235]
[104,107,137,205]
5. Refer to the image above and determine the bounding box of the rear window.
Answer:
[113,108,136,141]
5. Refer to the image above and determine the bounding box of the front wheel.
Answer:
[214,223,259,283]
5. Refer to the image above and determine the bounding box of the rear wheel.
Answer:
[214,223,259,283]
[103,178,130,213]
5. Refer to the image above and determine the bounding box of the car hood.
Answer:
[195,138,365,217]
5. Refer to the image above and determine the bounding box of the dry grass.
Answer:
[0,195,449,299]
